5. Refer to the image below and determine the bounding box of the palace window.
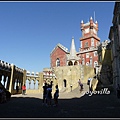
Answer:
[90,57,92,66]
[68,61,73,66]
[94,61,98,68]
[86,53,89,58]
[81,41,82,48]
[82,58,85,65]
[84,42,88,48]
[94,51,98,56]
[91,38,94,46]
[56,58,60,67]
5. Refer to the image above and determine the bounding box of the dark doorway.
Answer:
[63,79,67,87]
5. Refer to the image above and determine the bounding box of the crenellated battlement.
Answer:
[0,60,24,74]
[26,71,39,76]
[15,66,24,73]
[0,60,12,72]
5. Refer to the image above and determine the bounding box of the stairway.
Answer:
[63,83,90,98]
[72,83,89,93]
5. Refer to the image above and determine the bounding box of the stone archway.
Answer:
[63,79,67,87]
[74,61,78,65]
[68,61,73,66]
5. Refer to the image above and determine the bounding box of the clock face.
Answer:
[84,28,89,33]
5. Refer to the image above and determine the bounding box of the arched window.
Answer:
[74,61,78,65]
[56,58,60,67]
[94,61,98,68]
[91,38,94,46]
[68,61,73,66]
[94,51,98,56]
[63,79,67,87]
[84,42,88,48]
[90,57,92,66]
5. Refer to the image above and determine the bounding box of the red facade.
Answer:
[50,46,69,68]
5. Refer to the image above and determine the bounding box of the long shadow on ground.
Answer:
[0,91,120,118]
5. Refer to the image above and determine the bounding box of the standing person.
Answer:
[53,85,59,107]
[42,83,48,105]
[87,77,91,85]
[16,85,19,93]
[78,79,83,92]
[87,77,92,93]
[22,84,26,95]
[46,84,52,106]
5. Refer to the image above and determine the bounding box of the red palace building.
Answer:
[50,17,100,68]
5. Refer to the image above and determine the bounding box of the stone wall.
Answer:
[53,65,95,92]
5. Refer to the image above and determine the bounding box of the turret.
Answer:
[90,16,93,29]
[81,20,84,31]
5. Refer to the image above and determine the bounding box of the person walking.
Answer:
[78,79,83,92]
[46,84,52,106]
[16,85,19,93]
[53,85,59,107]
[22,84,26,95]
[42,83,48,105]
[87,77,92,93]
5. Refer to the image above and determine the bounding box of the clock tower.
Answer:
[77,17,100,68]
[80,16,100,50]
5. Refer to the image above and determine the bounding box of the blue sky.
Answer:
[0,1,115,73]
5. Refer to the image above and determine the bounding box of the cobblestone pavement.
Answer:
[0,87,120,118]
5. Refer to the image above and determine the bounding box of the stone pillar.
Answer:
[29,80,31,89]
[6,76,10,90]
[9,64,15,93]
[39,72,43,93]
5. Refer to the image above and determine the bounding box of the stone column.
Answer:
[39,72,43,93]
[29,80,31,89]
[9,64,15,94]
